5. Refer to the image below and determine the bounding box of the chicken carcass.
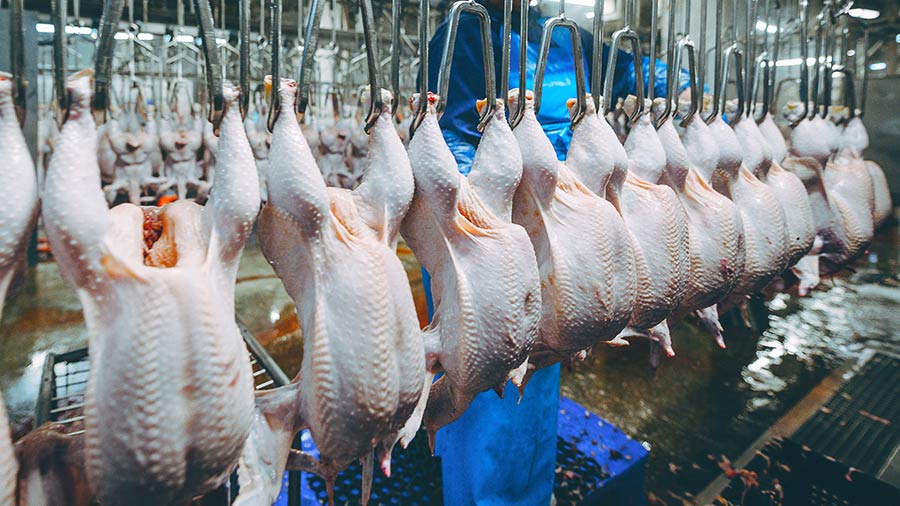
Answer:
[754,112,815,272]
[103,103,165,205]
[159,93,207,200]
[258,80,426,503]
[840,114,891,228]
[401,93,540,439]
[657,100,744,347]
[42,71,258,505]
[245,93,272,202]
[706,106,788,300]
[510,91,636,374]
[0,72,39,506]
[615,97,690,356]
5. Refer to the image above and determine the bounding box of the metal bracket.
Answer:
[534,14,586,128]
[438,0,496,132]
[603,28,644,122]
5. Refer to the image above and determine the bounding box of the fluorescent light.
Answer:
[35,23,54,33]
[114,31,129,40]
[67,26,93,35]
[776,58,803,67]
[847,49,856,56]
[216,37,227,45]
[585,11,595,19]
[175,34,195,43]
[896,33,900,44]
[848,8,879,20]
[137,32,154,41]
[869,62,887,70]
[755,20,778,34]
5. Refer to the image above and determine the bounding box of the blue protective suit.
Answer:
[421,4,689,505]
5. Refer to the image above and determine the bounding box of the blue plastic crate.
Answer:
[273,397,649,505]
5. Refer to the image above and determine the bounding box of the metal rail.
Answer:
[437,0,496,132]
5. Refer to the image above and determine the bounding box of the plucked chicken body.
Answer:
[755,113,815,270]
[159,95,206,200]
[510,91,636,371]
[245,95,272,202]
[258,80,426,502]
[660,100,744,347]
[616,97,689,355]
[104,106,164,205]
[0,72,39,506]
[706,112,788,297]
[841,116,891,228]
[42,71,258,506]
[400,93,540,438]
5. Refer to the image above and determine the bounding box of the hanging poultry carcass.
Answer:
[509,90,636,378]
[257,80,428,502]
[42,71,259,506]
[401,92,540,439]
[782,103,872,276]
[613,96,690,356]
[834,109,891,228]
[705,101,788,305]
[159,89,208,201]
[754,109,816,273]
[0,72,39,506]
[657,99,745,347]
[318,115,356,188]
[102,96,166,205]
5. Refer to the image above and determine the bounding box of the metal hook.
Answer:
[389,0,401,117]
[702,0,723,124]
[499,0,512,118]
[808,6,828,120]
[410,0,429,134]
[194,0,225,133]
[508,0,529,128]
[720,43,744,120]
[266,0,282,132]
[295,0,326,118]
[604,28,644,123]
[646,0,662,106]
[9,0,26,126]
[50,0,67,127]
[437,0,496,132]
[758,0,781,122]
[671,39,700,128]
[359,0,382,133]
[93,0,126,125]
[239,0,250,119]
[820,8,836,119]
[743,0,758,117]
[534,13,586,128]
[589,0,604,114]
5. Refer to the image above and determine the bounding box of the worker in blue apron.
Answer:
[421,1,691,504]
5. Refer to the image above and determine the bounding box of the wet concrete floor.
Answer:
[1,225,898,504]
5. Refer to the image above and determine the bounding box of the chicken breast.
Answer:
[258,80,426,504]
[510,91,636,373]
[42,70,258,506]
[400,93,540,439]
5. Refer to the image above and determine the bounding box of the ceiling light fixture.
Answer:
[848,8,879,20]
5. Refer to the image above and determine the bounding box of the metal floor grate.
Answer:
[791,351,900,488]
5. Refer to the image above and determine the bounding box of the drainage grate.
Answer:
[791,352,900,488]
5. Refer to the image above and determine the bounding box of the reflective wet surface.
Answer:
[1,224,898,503]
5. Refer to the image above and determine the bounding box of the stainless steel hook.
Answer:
[194,0,225,133]
[239,0,251,119]
[9,0,26,126]
[500,0,512,118]
[296,0,327,117]
[390,0,401,117]
[93,0,126,125]
[534,13,586,128]
[359,0,382,133]
[702,0,723,124]
[603,28,644,122]
[410,0,429,134]
[589,0,604,114]
[266,0,282,132]
[437,0,496,132]
[508,0,529,128]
